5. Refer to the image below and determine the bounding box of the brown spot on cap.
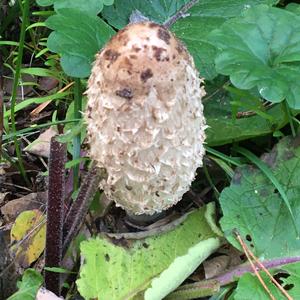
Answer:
[158,28,171,44]
[152,46,166,61]
[87,105,92,118]
[103,49,120,63]
[149,22,160,28]
[129,54,138,59]
[132,46,141,52]
[140,68,153,82]
[116,88,133,100]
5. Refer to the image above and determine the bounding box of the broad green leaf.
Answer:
[7,269,43,300]
[10,210,46,267]
[286,3,300,15]
[219,136,300,259]
[234,262,300,299]
[209,5,300,108]
[102,0,190,28]
[102,0,278,79]
[204,78,290,146]
[46,9,115,77]
[36,0,114,15]
[77,204,221,300]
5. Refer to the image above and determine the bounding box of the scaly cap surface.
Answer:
[86,22,206,215]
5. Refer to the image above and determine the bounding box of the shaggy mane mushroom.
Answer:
[86,22,206,215]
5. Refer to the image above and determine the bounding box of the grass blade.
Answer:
[9,0,30,186]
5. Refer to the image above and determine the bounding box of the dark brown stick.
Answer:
[45,138,66,296]
[62,163,106,256]
[0,49,4,159]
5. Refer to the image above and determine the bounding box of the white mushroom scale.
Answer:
[86,22,206,215]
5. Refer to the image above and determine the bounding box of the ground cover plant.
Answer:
[1,0,300,299]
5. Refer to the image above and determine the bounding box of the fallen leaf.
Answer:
[203,255,230,279]
[10,210,46,268]
[38,77,59,92]
[1,192,47,223]
[4,73,37,97]
[24,127,58,158]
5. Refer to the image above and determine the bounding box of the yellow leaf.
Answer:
[10,209,46,267]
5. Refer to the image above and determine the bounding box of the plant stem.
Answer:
[45,138,66,296]
[203,162,220,198]
[0,52,3,159]
[10,0,30,185]
[73,78,82,191]
[164,0,199,28]
[214,256,300,285]
[63,163,105,256]
[165,280,220,299]
[166,256,300,299]
[283,101,296,137]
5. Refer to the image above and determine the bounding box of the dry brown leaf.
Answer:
[4,73,36,97]
[24,127,58,157]
[1,192,47,223]
[38,77,59,92]
[203,255,230,279]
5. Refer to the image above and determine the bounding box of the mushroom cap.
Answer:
[86,22,206,215]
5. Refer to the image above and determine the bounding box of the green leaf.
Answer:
[234,262,300,299]
[219,136,300,259]
[209,5,300,108]
[286,3,300,15]
[61,97,87,153]
[36,0,114,15]
[77,204,221,300]
[204,78,290,146]
[102,0,190,28]
[44,266,76,274]
[234,146,298,235]
[36,0,53,5]
[103,0,278,79]
[45,9,115,77]
[144,239,220,300]
[4,91,70,119]
[7,269,43,300]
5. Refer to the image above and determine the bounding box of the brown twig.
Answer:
[241,236,293,300]
[234,230,276,300]
[0,49,4,159]
[164,0,199,28]
[30,81,74,116]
